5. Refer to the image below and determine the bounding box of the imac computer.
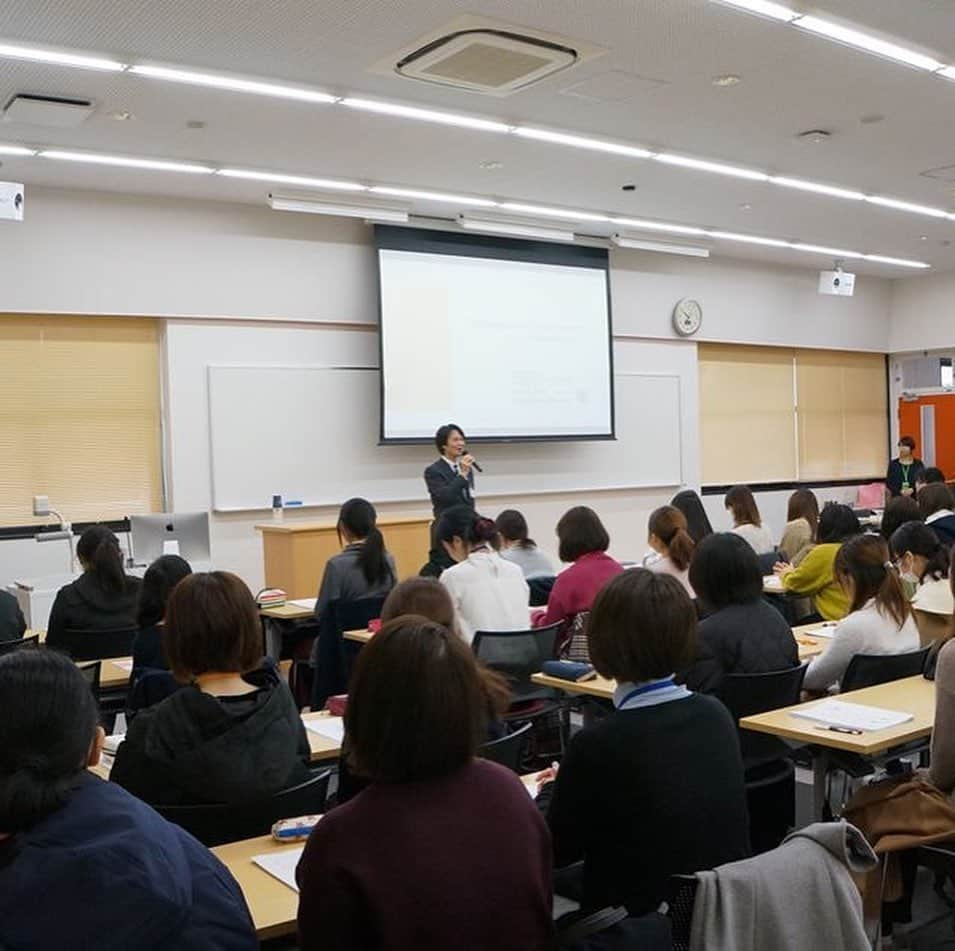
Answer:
[129,512,211,568]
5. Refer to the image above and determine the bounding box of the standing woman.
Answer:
[670,489,714,545]
[886,436,925,499]
[644,506,695,597]
[779,489,819,565]
[724,486,775,556]
[46,525,142,653]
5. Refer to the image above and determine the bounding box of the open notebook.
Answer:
[791,699,914,732]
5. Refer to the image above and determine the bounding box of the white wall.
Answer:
[890,273,955,353]
[0,186,899,590]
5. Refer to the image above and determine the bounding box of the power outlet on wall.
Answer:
[33,495,50,517]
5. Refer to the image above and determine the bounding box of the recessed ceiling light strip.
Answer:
[40,149,214,174]
[129,64,338,103]
[0,41,126,71]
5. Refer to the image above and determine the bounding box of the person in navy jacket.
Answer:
[0,649,257,950]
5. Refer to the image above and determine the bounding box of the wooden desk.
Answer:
[260,603,316,621]
[255,516,432,598]
[301,712,343,763]
[763,574,784,595]
[530,671,616,700]
[212,835,302,940]
[100,657,133,690]
[343,627,373,645]
[793,620,835,661]
[740,675,935,818]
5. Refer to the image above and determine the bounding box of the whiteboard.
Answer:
[208,365,683,512]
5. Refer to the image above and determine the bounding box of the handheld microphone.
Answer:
[463,448,484,473]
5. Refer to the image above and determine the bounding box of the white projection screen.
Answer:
[376,226,614,443]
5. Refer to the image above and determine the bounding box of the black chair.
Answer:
[155,769,333,848]
[527,575,556,607]
[0,633,40,655]
[126,667,180,719]
[717,664,808,769]
[311,596,387,711]
[744,758,796,855]
[472,623,562,705]
[76,660,102,695]
[58,627,137,661]
[757,549,782,575]
[479,723,533,773]
[841,647,931,693]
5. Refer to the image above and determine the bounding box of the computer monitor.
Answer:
[129,512,211,567]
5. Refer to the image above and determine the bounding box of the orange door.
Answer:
[898,394,955,477]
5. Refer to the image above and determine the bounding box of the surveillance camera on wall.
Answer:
[0,182,24,221]
[818,268,855,297]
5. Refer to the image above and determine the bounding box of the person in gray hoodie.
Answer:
[112,571,310,805]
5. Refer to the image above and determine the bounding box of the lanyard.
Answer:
[901,462,911,484]
[617,677,675,708]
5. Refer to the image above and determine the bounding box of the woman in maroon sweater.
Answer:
[296,616,554,951]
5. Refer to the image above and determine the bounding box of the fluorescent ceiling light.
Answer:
[863,254,930,269]
[458,216,576,242]
[612,235,710,257]
[130,64,337,103]
[512,127,652,159]
[655,153,769,182]
[710,0,799,23]
[217,168,365,190]
[269,194,409,223]
[865,195,949,219]
[794,17,943,72]
[498,202,609,222]
[791,243,863,258]
[40,150,213,174]
[770,176,866,201]
[0,144,35,156]
[370,186,497,207]
[937,67,955,82]
[0,40,126,71]
[341,98,510,133]
[709,231,790,248]
[610,217,708,236]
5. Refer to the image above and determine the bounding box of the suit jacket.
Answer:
[424,458,475,518]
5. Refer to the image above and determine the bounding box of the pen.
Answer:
[815,725,863,735]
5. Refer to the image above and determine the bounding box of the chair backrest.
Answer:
[312,595,388,711]
[841,647,931,692]
[472,623,562,689]
[61,627,137,661]
[126,667,180,717]
[479,722,533,773]
[0,633,40,656]
[756,550,782,575]
[76,660,102,695]
[717,663,808,721]
[527,575,556,607]
[155,769,332,847]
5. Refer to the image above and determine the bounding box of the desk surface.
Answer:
[99,657,133,690]
[343,627,373,644]
[260,603,315,621]
[740,675,935,755]
[763,574,784,594]
[255,515,431,535]
[301,712,342,763]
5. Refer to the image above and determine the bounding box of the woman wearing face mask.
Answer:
[890,521,954,647]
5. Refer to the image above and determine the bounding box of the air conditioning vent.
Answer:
[3,93,94,128]
[397,29,578,95]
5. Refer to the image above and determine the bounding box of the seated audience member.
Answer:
[543,570,750,914]
[437,506,529,643]
[46,525,142,651]
[0,649,257,949]
[296,618,554,951]
[916,466,946,492]
[890,521,954,646]
[644,505,695,597]
[918,483,955,547]
[534,506,623,634]
[111,572,310,805]
[724,485,775,555]
[779,488,819,565]
[670,489,714,544]
[314,498,397,621]
[679,534,798,694]
[495,509,555,579]
[880,496,922,543]
[803,535,919,693]
[776,502,860,622]
[0,588,26,643]
[927,573,955,797]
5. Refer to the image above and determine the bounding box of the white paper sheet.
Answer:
[289,598,317,611]
[111,658,134,672]
[763,575,783,592]
[304,717,345,744]
[791,699,914,732]
[252,846,305,893]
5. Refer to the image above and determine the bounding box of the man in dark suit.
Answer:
[422,423,477,574]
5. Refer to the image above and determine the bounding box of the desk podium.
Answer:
[255,516,432,599]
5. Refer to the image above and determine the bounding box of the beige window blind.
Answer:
[700,343,886,485]
[0,316,163,527]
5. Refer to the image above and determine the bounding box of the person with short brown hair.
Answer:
[544,570,750,915]
[295,618,554,951]
[918,483,955,546]
[886,435,925,499]
[779,488,819,564]
[111,572,310,806]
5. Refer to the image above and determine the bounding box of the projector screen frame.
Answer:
[374,224,616,445]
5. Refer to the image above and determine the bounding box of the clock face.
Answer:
[673,298,703,336]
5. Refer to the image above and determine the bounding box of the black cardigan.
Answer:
[545,694,750,914]
[886,457,925,498]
